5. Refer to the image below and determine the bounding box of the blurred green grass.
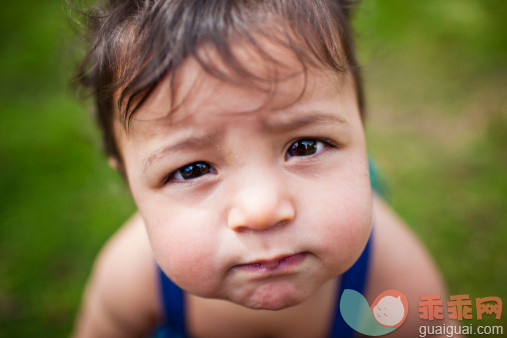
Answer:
[0,0,505,336]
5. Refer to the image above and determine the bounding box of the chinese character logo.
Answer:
[419,294,444,320]
[340,289,408,336]
[476,297,502,320]
[418,294,502,321]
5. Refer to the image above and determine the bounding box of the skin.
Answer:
[74,42,455,337]
[120,47,372,310]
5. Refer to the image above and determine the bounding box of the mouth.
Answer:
[232,252,308,273]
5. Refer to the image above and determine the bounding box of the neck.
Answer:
[187,278,339,338]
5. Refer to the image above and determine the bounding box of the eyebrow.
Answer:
[142,110,348,173]
[263,110,349,132]
[142,132,220,175]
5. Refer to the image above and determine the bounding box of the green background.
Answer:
[1,0,505,336]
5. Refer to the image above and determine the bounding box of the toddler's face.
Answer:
[115,45,372,310]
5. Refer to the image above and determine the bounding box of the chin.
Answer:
[234,283,307,311]
[243,296,302,311]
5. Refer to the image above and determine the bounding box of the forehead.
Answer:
[114,40,357,150]
[147,43,347,114]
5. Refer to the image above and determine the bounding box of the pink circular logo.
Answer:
[370,290,409,328]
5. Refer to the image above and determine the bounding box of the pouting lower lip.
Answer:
[233,252,307,272]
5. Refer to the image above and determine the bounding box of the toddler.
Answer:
[73,0,449,337]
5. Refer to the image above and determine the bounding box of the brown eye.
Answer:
[171,162,215,181]
[285,139,325,159]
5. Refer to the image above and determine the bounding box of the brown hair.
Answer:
[73,0,365,170]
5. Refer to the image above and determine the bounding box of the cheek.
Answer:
[303,161,372,272]
[320,188,371,259]
[140,203,223,296]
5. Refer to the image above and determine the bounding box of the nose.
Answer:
[227,179,295,232]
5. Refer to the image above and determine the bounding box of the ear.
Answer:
[108,157,120,171]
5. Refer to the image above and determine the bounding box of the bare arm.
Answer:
[367,195,460,337]
[73,214,161,337]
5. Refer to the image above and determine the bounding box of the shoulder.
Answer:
[368,195,446,295]
[366,194,449,336]
[73,213,162,337]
